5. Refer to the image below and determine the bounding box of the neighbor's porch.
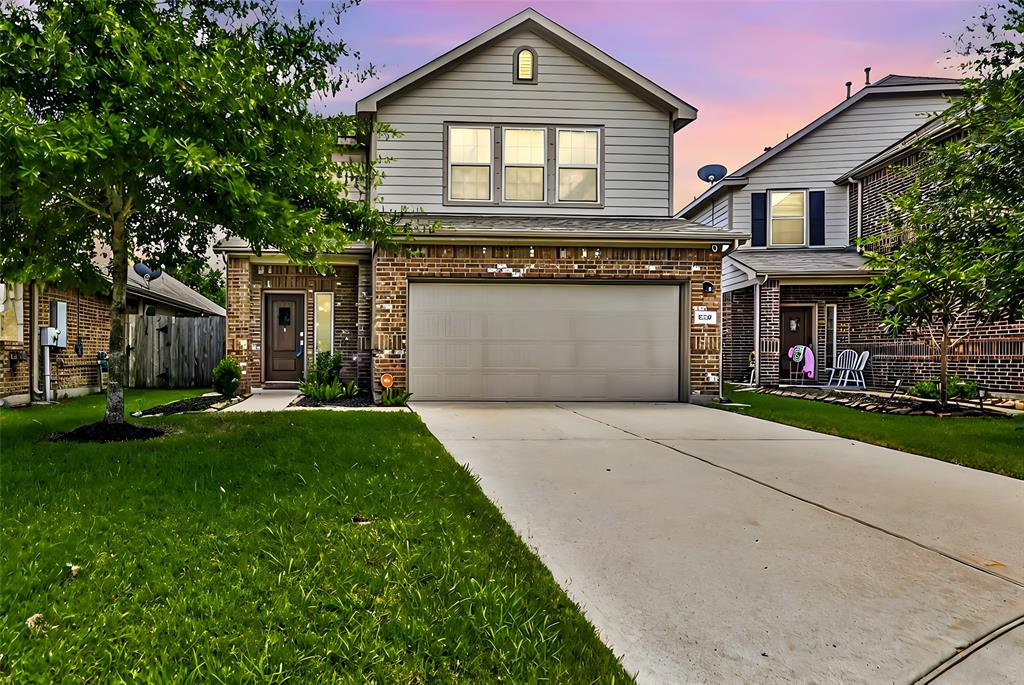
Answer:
[725,279,873,388]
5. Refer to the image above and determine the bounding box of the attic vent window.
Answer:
[513,47,537,84]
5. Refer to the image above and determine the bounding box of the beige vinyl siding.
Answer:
[730,93,952,247]
[374,29,672,216]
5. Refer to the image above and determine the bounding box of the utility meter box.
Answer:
[49,300,68,347]
[40,326,61,348]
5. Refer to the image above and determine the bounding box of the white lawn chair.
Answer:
[827,349,857,387]
[851,350,870,389]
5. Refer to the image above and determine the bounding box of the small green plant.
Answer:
[948,376,980,400]
[307,351,345,386]
[211,356,242,397]
[908,379,939,400]
[340,380,360,399]
[381,388,412,407]
[910,376,980,401]
[299,379,343,402]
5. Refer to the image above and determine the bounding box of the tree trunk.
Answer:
[939,330,950,407]
[105,208,129,424]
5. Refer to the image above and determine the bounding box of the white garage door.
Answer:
[407,282,682,401]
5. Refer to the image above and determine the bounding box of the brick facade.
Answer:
[372,244,724,399]
[756,280,781,386]
[850,156,919,252]
[1,286,112,402]
[226,258,371,392]
[850,147,1023,394]
[722,287,754,383]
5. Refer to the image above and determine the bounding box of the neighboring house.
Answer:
[0,267,225,405]
[679,75,971,388]
[217,9,745,402]
[835,118,1024,393]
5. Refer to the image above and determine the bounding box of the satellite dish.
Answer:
[697,164,728,183]
[133,262,163,288]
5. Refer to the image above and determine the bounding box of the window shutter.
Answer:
[809,191,825,245]
[751,192,767,247]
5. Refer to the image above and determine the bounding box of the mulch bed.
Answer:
[290,393,375,408]
[135,395,225,417]
[757,387,1009,418]
[50,422,167,443]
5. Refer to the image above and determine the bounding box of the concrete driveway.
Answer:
[412,402,1024,684]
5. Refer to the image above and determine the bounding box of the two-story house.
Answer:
[217,9,745,402]
[678,75,962,388]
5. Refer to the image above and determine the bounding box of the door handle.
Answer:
[296,343,304,358]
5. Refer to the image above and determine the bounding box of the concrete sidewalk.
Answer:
[413,401,1024,684]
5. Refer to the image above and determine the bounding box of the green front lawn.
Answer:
[1,391,628,683]
[717,385,1024,479]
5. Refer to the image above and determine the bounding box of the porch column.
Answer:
[758,279,780,386]
[225,257,254,392]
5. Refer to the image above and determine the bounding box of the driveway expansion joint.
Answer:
[912,615,1024,684]
[559,404,1024,590]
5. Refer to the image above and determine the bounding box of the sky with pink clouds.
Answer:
[315,0,978,212]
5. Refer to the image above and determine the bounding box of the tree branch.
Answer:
[61,190,112,220]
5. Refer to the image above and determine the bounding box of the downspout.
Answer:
[753,280,760,385]
[718,239,741,399]
[752,273,769,385]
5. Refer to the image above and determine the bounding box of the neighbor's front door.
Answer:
[265,294,304,382]
[780,307,813,381]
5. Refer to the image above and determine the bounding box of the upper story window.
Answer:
[448,126,492,201]
[557,129,600,203]
[503,128,546,202]
[769,190,806,245]
[513,47,537,84]
[446,123,602,206]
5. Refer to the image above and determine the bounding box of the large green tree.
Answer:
[858,1,1023,404]
[1,0,405,423]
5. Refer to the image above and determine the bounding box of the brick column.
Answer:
[758,279,780,386]
[356,258,372,390]
[225,257,254,392]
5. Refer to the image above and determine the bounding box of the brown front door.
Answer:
[780,307,813,381]
[264,294,304,382]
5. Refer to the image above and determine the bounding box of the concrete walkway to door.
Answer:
[412,402,1024,684]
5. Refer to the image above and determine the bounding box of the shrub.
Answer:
[299,379,343,402]
[950,376,980,400]
[908,379,939,400]
[307,350,345,386]
[211,356,242,397]
[381,388,412,407]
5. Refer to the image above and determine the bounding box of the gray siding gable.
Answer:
[689,92,953,249]
[373,29,674,216]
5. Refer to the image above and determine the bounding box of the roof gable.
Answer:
[356,8,696,130]
[678,75,960,218]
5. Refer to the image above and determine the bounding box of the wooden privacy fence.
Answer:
[128,315,225,388]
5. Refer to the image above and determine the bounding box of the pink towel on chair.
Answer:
[788,345,816,380]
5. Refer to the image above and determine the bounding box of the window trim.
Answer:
[446,125,494,203]
[556,127,602,204]
[768,188,808,247]
[442,122,604,208]
[501,126,547,203]
[313,291,334,354]
[512,46,538,84]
